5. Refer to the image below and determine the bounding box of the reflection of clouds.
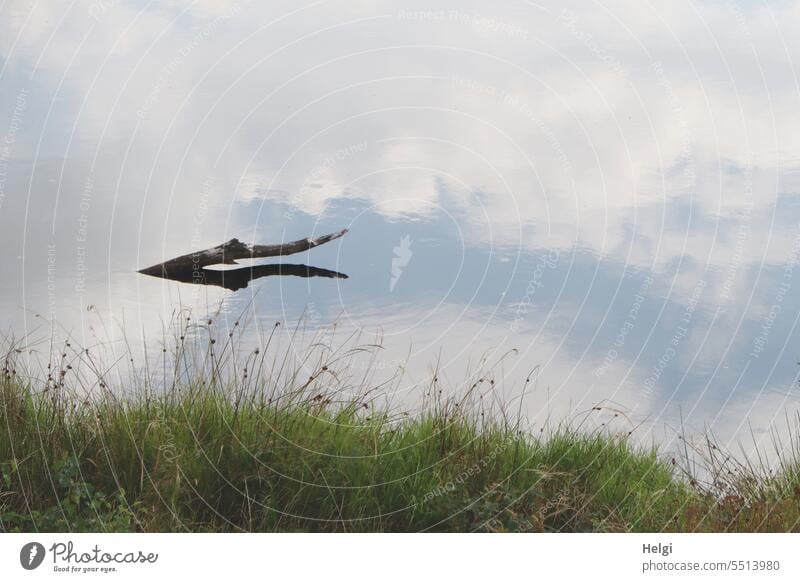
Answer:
[324,301,655,421]
[3,0,800,256]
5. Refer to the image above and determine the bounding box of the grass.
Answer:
[2,316,800,532]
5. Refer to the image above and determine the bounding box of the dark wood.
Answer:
[139,263,348,291]
[138,229,348,277]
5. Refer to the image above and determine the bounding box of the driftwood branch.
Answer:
[138,229,348,277]
[140,263,347,291]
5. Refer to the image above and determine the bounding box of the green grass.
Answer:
[2,323,800,532]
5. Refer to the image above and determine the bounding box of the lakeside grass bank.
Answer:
[2,326,800,532]
[4,379,800,532]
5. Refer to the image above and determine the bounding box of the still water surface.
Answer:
[2,0,800,455]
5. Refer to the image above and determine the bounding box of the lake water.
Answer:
[2,0,800,457]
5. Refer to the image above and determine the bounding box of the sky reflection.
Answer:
[2,0,800,457]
